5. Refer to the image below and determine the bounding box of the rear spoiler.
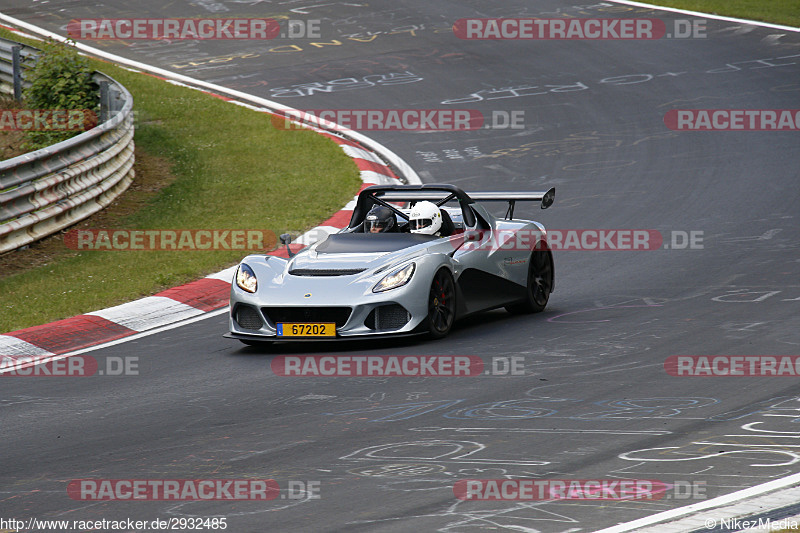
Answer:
[359,184,554,225]
[470,187,555,219]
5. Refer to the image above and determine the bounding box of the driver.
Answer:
[408,201,443,236]
[365,205,397,233]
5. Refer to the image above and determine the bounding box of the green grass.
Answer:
[0,29,362,333]
[648,0,800,27]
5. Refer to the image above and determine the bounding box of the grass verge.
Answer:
[0,28,362,333]
[646,0,799,27]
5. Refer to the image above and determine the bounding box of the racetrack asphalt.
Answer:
[1,1,799,531]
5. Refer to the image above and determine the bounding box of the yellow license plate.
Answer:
[277,323,336,337]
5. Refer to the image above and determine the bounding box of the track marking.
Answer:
[606,0,800,32]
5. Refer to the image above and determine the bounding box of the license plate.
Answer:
[277,323,336,337]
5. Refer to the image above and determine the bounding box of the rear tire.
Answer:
[506,249,553,314]
[426,268,456,339]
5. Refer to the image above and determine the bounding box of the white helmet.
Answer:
[409,201,442,235]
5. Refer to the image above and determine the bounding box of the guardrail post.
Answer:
[11,45,22,101]
[99,81,110,123]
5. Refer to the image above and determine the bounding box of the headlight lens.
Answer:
[236,263,257,293]
[373,263,415,293]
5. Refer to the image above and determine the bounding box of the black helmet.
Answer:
[365,205,396,233]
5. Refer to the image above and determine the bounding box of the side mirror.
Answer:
[279,233,296,257]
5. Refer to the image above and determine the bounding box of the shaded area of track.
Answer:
[1,1,799,531]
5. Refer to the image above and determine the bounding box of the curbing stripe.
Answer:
[8,315,135,354]
[0,335,55,357]
[154,278,232,312]
[354,159,397,177]
[359,170,396,185]
[341,144,386,165]
[318,132,363,148]
[85,296,206,332]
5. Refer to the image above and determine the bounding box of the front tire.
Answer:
[426,268,456,339]
[506,249,553,314]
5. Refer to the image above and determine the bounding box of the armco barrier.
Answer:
[0,36,135,254]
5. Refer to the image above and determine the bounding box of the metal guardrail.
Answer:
[0,36,135,254]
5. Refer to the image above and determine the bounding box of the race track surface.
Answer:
[1,1,799,531]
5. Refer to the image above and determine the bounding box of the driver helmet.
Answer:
[409,201,442,235]
[365,205,396,233]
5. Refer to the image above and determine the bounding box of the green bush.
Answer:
[22,38,99,149]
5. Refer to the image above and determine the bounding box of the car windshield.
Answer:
[316,233,438,254]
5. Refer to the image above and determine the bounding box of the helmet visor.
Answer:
[367,218,388,232]
[409,218,433,231]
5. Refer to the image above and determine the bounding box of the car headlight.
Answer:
[236,263,257,293]
[373,263,415,293]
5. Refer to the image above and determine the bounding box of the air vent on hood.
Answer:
[289,268,366,276]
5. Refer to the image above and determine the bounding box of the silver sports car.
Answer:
[225,184,555,344]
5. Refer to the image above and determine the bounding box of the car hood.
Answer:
[286,233,444,275]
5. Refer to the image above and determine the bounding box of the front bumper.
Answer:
[227,259,441,340]
[229,299,425,339]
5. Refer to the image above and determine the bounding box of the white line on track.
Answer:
[595,471,800,532]
[606,0,800,32]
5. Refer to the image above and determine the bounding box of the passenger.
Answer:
[408,201,443,236]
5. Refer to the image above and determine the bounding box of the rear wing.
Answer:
[469,187,555,219]
[352,184,554,228]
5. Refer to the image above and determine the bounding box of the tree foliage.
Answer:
[22,38,99,149]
